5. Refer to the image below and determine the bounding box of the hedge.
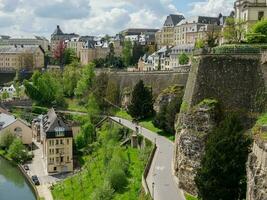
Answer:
[212,44,265,54]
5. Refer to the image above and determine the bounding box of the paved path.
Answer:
[110,117,185,200]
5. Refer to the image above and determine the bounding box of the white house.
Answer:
[0,84,16,97]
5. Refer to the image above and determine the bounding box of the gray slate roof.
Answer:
[164,14,185,27]
[42,108,70,133]
[0,45,41,54]
[0,113,16,129]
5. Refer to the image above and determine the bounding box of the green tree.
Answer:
[223,17,245,43]
[8,139,29,163]
[132,42,145,65]
[122,40,133,67]
[91,181,114,200]
[75,122,95,150]
[0,131,16,150]
[24,71,65,107]
[107,168,128,192]
[106,80,120,106]
[93,72,109,109]
[87,94,100,122]
[195,114,252,200]
[128,80,154,120]
[247,19,267,43]
[62,62,81,97]
[63,48,78,65]
[165,96,182,133]
[1,91,9,100]
[179,53,189,65]
[75,63,95,97]
[195,39,205,49]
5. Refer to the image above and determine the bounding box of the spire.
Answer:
[52,25,64,35]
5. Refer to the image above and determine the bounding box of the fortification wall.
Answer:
[109,71,188,96]
[183,54,265,114]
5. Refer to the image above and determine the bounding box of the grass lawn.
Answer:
[114,110,175,141]
[185,193,199,200]
[114,109,133,121]
[66,98,87,112]
[139,118,175,141]
[52,122,152,200]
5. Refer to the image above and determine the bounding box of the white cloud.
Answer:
[0,0,235,38]
[189,0,234,17]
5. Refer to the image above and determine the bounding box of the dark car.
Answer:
[31,175,40,185]
[23,165,29,171]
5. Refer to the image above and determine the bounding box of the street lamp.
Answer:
[152,182,155,199]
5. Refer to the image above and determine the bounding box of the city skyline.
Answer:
[0,0,234,38]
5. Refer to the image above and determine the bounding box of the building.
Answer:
[120,28,159,36]
[0,112,32,145]
[51,25,79,52]
[170,44,194,70]
[0,45,45,72]
[174,15,225,46]
[156,14,185,49]
[66,37,84,58]
[234,0,267,32]
[0,84,16,97]
[80,40,123,65]
[0,36,49,51]
[32,108,73,173]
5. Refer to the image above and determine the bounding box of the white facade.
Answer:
[235,0,267,31]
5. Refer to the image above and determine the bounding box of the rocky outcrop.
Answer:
[174,100,218,195]
[247,137,267,200]
[153,85,184,113]
[121,87,131,109]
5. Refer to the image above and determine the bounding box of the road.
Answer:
[110,117,185,200]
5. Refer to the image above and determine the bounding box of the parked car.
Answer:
[23,165,29,171]
[31,175,40,185]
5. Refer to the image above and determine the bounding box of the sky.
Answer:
[0,0,235,38]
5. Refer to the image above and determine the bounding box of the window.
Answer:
[258,11,264,20]
[66,139,69,145]
[14,127,22,138]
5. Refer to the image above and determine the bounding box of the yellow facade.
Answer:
[44,137,73,173]
[0,46,44,72]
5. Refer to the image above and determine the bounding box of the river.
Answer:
[0,157,36,200]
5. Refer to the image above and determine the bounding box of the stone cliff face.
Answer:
[174,101,218,195]
[247,137,267,200]
[174,53,267,196]
[153,85,184,113]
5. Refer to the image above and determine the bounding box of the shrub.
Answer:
[212,44,261,54]
[0,131,16,150]
[8,139,29,163]
[91,181,114,200]
[179,53,190,65]
[107,168,128,191]
[32,106,48,114]
[247,20,267,43]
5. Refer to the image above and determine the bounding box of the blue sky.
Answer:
[0,0,235,38]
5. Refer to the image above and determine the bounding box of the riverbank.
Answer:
[0,154,37,200]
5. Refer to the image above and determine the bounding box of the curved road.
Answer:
[110,117,185,200]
